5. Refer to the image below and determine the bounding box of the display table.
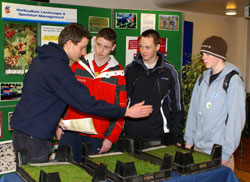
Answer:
[168,166,239,182]
[0,166,239,182]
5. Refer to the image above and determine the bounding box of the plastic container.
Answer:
[80,138,172,182]
[133,134,222,176]
[16,145,106,182]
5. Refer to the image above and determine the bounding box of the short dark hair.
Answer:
[96,28,116,45]
[58,23,92,47]
[141,29,160,45]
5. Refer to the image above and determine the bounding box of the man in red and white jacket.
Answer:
[57,28,126,162]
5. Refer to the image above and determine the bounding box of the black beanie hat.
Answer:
[200,35,228,60]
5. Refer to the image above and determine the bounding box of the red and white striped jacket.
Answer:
[64,52,127,143]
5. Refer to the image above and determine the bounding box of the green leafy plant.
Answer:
[181,54,206,119]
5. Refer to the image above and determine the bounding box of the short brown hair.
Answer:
[58,23,92,47]
[96,28,116,45]
[141,29,160,46]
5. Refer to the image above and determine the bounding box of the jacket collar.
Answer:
[203,61,241,83]
[83,52,119,73]
[134,51,166,72]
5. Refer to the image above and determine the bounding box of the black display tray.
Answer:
[80,138,172,182]
[133,133,222,176]
[15,145,107,182]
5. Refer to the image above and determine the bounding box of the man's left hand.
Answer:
[99,139,112,153]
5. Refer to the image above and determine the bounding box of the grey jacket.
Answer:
[184,62,245,161]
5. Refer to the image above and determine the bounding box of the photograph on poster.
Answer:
[159,15,179,31]
[8,112,13,130]
[116,12,137,29]
[4,23,37,74]
[0,112,2,139]
[89,16,109,33]
[0,82,23,101]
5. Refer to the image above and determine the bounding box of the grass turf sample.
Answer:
[146,145,211,164]
[90,152,160,175]
[22,164,92,182]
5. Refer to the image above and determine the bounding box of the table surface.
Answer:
[0,166,239,182]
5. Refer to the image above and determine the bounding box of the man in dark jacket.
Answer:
[10,23,152,163]
[123,29,184,147]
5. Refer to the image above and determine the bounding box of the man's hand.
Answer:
[125,101,153,118]
[221,159,228,166]
[185,144,193,149]
[56,118,64,140]
[176,143,182,147]
[99,139,112,153]
[56,127,64,140]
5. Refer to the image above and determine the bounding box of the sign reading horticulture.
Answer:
[2,2,77,24]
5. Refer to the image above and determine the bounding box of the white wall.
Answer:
[51,0,250,91]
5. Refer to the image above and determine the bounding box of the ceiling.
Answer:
[153,0,250,17]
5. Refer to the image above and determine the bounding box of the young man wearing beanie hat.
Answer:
[184,35,245,171]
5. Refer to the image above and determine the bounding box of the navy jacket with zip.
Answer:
[124,51,184,143]
[10,42,126,140]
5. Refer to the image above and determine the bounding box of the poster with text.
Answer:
[4,23,37,74]
[126,36,168,65]
[89,16,109,33]
[41,25,64,46]
[0,82,23,101]
[140,13,155,34]
[159,15,179,31]
[116,12,137,29]
[125,36,139,65]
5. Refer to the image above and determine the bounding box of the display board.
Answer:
[113,9,182,70]
[0,0,182,143]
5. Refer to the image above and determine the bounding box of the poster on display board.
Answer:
[88,16,109,33]
[0,82,23,101]
[4,23,37,75]
[2,2,77,24]
[116,12,137,29]
[140,13,155,34]
[125,36,168,65]
[159,14,179,31]
[41,25,64,46]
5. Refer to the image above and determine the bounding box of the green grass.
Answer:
[90,152,160,175]
[146,145,211,164]
[22,164,92,182]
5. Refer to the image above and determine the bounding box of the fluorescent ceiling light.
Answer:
[225,9,237,16]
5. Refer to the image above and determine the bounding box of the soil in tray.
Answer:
[145,145,211,164]
[90,152,160,175]
[22,164,92,182]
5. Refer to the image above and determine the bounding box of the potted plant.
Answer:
[181,54,206,119]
